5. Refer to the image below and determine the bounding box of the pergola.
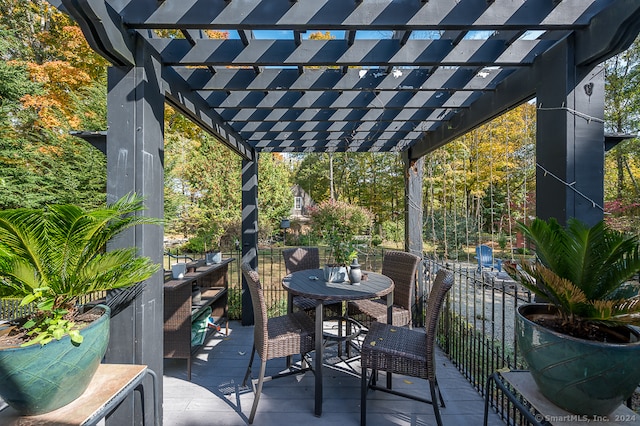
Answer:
[50,1,640,423]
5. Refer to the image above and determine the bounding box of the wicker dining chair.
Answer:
[240,262,316,424]
[360,269,454,426]
[282,247,342,317]
[348,250,421,328]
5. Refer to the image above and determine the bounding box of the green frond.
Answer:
[601,297,640,324]
[535,265,587,307]
[0,194,162,345]
[0,209,48,280]
[508,217,640,327]
[589,300,620,322]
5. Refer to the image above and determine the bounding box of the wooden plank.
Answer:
[501,371,640,425]
[0,364,147,425]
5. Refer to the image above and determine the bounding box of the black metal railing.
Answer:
[0,293,107,322]
[425,257,536,425]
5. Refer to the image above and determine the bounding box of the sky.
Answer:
[227,29,545,41]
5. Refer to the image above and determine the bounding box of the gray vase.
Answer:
[348,258,361,284]
[171,262,187,278]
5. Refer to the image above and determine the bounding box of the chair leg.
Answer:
[337,315,344,357]
[248,360,267,424]
[242,345,256,387]
[430,379,443,426]
[434,377,446,407]
[361,364,368,426]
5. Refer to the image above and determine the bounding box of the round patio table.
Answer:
[282,269,394,417]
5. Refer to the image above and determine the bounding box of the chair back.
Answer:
[241,262,269,358]
[381,250,421,310]
[476,245,493,267]
[425,269,454,379]
[283,247,320,274]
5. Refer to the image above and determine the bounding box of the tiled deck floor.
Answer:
[163,320,504,425]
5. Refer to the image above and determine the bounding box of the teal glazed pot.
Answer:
[0,305,110,415]
[516,303,640,416]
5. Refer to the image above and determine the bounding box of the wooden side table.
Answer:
[0,364,158,426]
[484,370,640,426]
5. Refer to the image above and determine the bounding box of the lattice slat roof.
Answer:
[57,0,640,160]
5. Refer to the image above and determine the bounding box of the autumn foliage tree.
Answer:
[422,104,536,256]
[0,0,106,210]
[604,36,640,232]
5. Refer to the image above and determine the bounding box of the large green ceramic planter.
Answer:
[516,303,640,416]
[0,305,110,415]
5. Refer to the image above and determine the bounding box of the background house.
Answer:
[290,184,315,219]
[286,184,316,238]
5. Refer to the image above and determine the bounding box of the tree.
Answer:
[163,107,240,246]
[293,153,332,202]
[164,107,295,247]
[604,35,640,232]
[309,199,373,264]
[0,1,107,210]
[292,151,405,240]
[423,104,536,257]
[257,153,292,239]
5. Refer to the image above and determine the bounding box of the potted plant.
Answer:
[309,199,372,283]
[0,194,160,415]
[205,227,224,265]
[324,231,358,283]
[504,217,640,416]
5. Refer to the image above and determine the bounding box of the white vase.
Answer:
[323,265,348,283]
[171,263,187,279]
[206,251,222,265]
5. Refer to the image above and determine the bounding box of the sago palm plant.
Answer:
[0,194,161,346]
[504,217,640,333]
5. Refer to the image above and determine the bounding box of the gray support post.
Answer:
[241,154,259,326]
[105,40,165,425]
[403,153,424,326]
[536,38,605,227]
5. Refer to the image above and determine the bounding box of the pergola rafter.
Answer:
[148,38,555,67]
[172,67,507,92]
[59,0,640,157]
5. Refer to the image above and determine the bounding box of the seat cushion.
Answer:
[361,321,429,379]
[293,296,343,316]
[348,298,411,327]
